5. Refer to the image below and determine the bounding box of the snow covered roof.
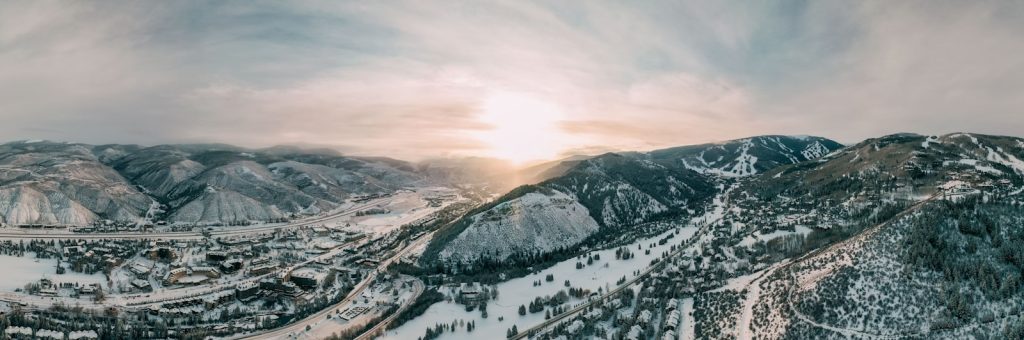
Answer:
[36,329,64,339]
[68,330,99,340]
[4,326,31,336]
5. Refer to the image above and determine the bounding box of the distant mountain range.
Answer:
[0,141,425,226]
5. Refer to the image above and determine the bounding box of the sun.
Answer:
[476,91,566,165]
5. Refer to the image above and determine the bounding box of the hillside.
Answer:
[0,141,153,226]
[646,135,843,177]
[530,132,1024,340]
[424,135,843,268]
[0,141,427,226]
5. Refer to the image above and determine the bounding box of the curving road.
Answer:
[735,194,940,339]
[234,233,432,339]
[353,276,425,340]
[515,191,935,340]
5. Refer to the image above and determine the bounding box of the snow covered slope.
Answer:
[437,189,601,263]
[0,141,152,225]
[426,135,839,266]
[646,135,843,177]
[0,141,428,226]
[748,200,1024,339]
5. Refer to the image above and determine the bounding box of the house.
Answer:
[191,266,221,278]
[163,267,188,285]
[249,262,279,276]
[459,282,486,302]
[128,262,151,279]
[68,330,99,340]
[206,251,228,263]
[78,284,98,295]
[290,270,323,290]
[36,329,64,340]
[220,259,244,274]
[131,279,152,291]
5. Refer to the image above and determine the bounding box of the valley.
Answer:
[0,133,1022,339]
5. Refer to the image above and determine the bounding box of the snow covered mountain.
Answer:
[0,141,427,226]
[645,135,843,177]
[0,141,153,226]
[425,135,842,265]
[657,132,1024,339]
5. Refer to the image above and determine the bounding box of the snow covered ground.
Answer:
[438,190,601,263]
[296,279,419,340]
[680,297,695,340]
[0,254,106,291]
[382,226,698,340]
[319,190,460,235]
[737,225,813,247]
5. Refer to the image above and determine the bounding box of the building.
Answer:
[163,267,188,285]
[236,281,260,301]
[289,270,323,290]
[220,258,244,274]
[68,330,99,340]
[191,266,221,278]
[147,246,178,262]
[131,279,152,291]
[206,251,228,263]
[78,284,99,295]
[249,262,279,276]
[459,282,486,302]
[128,262,151,279]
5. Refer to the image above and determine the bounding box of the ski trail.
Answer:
[680,297,695,340]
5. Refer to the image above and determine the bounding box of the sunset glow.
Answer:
[476,92,567,164]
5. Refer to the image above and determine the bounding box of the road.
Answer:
[234,233,432,339]
[120,238,362,309]
[0,196,394,240]
[515,191,936,340]
[729,194,940,339]
[0,237,365,313]
[509,190,732,339]
[353,276,425,340]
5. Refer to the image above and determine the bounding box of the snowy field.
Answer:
[325,189,460,235]
[737,225,813,247]
[0,254,106,291]
[381,226,698,340]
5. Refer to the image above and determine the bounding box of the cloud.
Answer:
[1,0,1023,161]
[759,1,1024,140]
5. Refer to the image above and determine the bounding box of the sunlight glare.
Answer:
[477,92,566,164]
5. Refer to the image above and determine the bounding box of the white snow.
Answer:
[384,226,699,340]
[801,141,830,160]
[985,146,1024,174]
[680,298,695,340]
[439,190,601,262]
[738,226,813,247]
[0,254,106,292]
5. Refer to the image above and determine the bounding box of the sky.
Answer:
[2,1,1024,163]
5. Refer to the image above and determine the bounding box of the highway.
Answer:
[353,276,425,340]
[235,233,432,339]
[0,196,394,241]
[0,237,364,313]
